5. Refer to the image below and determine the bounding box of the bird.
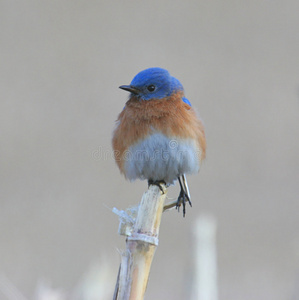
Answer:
[112,67,206,216]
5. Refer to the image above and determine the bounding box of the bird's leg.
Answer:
[176,176,192,217]
[148,179,166,194]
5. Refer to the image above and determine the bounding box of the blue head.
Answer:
[119,68,184,101]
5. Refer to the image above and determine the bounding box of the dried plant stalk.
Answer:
[114,184,167,300]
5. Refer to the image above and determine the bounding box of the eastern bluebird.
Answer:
[112,68,206,216]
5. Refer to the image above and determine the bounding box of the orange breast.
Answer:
[112,92,206,174]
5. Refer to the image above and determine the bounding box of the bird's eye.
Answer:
[147,85,156,92]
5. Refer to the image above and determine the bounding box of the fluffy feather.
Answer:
[112,91,206,183]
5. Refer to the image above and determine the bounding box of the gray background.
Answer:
[1,1,299,299]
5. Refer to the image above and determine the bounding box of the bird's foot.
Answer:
[176,190,192,217]
[176,174,192,217]
[148,179,166,194]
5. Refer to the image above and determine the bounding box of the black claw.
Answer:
[148,179,166,194]
[176,177,192,217]
[176,189,191,217]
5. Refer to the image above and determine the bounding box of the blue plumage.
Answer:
[121,68,189,104]
[182,97,191,106]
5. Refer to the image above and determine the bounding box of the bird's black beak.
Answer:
[119,85,140,95]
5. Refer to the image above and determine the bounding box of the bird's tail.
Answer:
[181,174,191,201]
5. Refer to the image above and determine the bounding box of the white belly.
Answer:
[124,133,200,184]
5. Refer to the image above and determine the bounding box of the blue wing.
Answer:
[182,97,191,106]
